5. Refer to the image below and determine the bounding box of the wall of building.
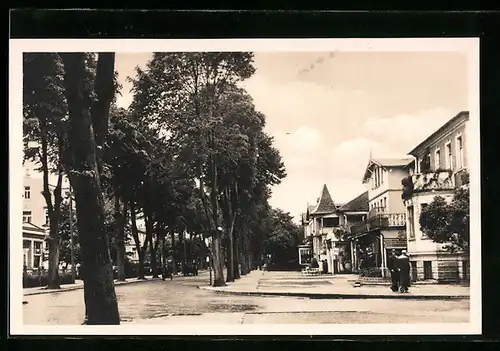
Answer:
[23,175,47,228]
[416,122,468,174]
[368,167,407,214]
[367,165,389,204]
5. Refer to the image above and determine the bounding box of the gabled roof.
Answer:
[311,184,336,215]
[339,191,369,212]
[22,222,46,234]
[371,158,414,167]
[362,157,413,183]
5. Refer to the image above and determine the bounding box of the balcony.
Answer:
[402,170,455,200]
[350,213,406,235]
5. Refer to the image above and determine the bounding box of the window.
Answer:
[33,241,42,268]
[323,217,339,227]
[24,186,31,199]
[445,142,453,170]
[22,210,32,223]
[421,153,431,172]
[420,204,428,238]
[456,135,464,169]
[407,206,415,239]
[45,209,49,226]
[383,197,387,209]
[34,241,42,255]
[434,149,441,170]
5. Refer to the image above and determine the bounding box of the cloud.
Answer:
[361,107,454,154]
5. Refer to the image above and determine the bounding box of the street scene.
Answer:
[16,41,475,330]
[24,271,469,325]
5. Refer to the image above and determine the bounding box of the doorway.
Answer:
[423,261,433,280]
[410,261,418,282]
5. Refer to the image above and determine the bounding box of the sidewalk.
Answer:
[199,270,470,300]
[23,275,157,296]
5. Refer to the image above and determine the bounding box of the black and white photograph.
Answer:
[9,38,480,335]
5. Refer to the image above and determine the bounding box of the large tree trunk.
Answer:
[143,213,153,278]
[234,233,240,279]
[179,228,185,270]
[61,52,119,325]
[42,137,64,289]
[197,154,225,286]
[151,224,159,278]
[170,230,177,274]
[129,203,145,280]
[211,230,225,287]
[46,219,61,288]
[115,197,126,282]
[226,214,237,283]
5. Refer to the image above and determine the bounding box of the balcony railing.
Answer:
[402,170,455,200]
[350,213,406,235]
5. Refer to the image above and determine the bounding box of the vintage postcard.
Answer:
[9,38,480,336]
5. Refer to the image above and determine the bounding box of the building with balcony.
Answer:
[300,186,368,274]
[334,191,369,273]
[402,111,470,282]
[347,158,411,276]
[22,161,71,271]
[300,184,344,273]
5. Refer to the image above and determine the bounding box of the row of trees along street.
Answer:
[23,52,302,324]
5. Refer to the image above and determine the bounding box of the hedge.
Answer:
[23,271,75,288]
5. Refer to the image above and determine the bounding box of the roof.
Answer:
[371,158,414,167]
[362,157,413,183]
[23,222,46,234]
[339,191,369,212]
[311,184,336,215]
[408,111,469,156]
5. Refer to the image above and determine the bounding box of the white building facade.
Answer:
[22,160,71,271]
[402,111,470,282]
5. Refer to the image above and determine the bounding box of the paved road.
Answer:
[23,272,470,325]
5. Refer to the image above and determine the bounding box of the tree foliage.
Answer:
[419,186,470,253]
[263,209,302,268]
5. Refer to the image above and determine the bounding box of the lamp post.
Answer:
[204,237,212,286]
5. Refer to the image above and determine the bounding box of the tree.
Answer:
[23,53,68,289]
[58,200,80,268]
[263,209,301,269]
[60,52,120,324]
[419,186,470,253]
[333,225,351,242]
[130,52,256,287]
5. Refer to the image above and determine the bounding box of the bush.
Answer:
[23,270,75,288]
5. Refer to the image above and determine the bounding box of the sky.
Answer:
[114,51,469,223]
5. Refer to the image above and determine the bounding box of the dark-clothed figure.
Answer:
[322,259,328,274]
[310,258,319,269]
[396,250,411,293]
[387,249,400,292]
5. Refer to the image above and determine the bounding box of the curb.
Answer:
[198,286,469,301]
[24,277,160,296]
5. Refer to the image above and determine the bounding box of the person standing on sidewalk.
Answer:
[387,249,400,292]
[396,250,411,293]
